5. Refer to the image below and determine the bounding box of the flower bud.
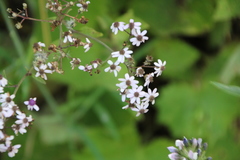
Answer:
[12,12,18,18]
[7,8,12,13]
[23,3,27,10]
[15,22,22,29]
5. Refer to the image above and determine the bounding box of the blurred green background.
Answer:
[1,0,240,159]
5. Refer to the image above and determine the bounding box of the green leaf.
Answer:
[37,115,70,144]
[32,74,46,85]
[152,38,200,79]
[220,44,240,83]
[93,103,120,140]
[131,0,215,35]
[77,26,103,38]
[211,81,240,97]
[214,0,240,21]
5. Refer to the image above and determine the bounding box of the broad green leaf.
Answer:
[214,0,240,21]
[220,44,240,83]
[131,0,215,35]
[156,82,239,143]
[211,81,240,97]
[152,38,200,79]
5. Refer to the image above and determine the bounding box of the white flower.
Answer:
[38,42,45,47]
[12,124,27,135]
[5,135,14,147]
[15,111,33,128]
[0,143,8,152]
[63,30,73,43]
[111,47,133,63]
[135,67,145,77]
[0,92,15,108]
[130,29,148,46]
[24,97,39,111]
[34,64,53,80]
[76,1,90,12]
[124,19,141,34]
[0,87,3,93]
[119,89,129,102]
[104,60,121,77]
[131,102,149,117]
[127,86,145,104]
[0,118,4,129]
[0,130,4,140]
[78,64,92,72]
[47,62,57,73]
[0,75,8,87]
[144,73,154,87]
[154,59,166,77]
[0,106,14,118]
[116,73,139,90]
[110,22,125,34]
[84,38,92,52]
[142,88,159,105]
[7,144,21,157]
[70,58,81,70]
[122,103,135,109]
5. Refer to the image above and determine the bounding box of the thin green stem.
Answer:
[13,68,33,95]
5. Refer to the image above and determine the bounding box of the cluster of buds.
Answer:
[0,75,39,157]
[167,137,212,160]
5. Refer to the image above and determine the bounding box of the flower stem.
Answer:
[13,67,33,96]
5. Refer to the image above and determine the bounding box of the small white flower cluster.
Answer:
[110,19,149,46]
[116,71,160,117]
[108,19,166,116]
[167,137,212,160]
[0,75,39,157]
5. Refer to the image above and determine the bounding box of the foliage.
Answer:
[1,0,240,159]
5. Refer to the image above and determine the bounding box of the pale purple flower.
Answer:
[130,29,148,46]
[111,47,133,63]
[24,97,39,111]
